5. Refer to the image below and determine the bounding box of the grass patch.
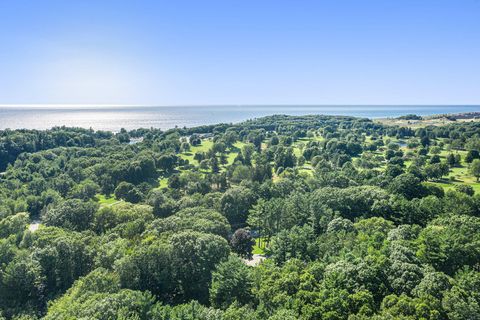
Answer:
[226,141,246,165]
[426,178,480,194]
[96,194,119,207]
[252,238,268,255]
[299,167,314,175]
[158,177,169,189]
[180,139,214,164]
[179,140,246,168]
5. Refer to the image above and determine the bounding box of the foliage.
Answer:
[1,115,480,318]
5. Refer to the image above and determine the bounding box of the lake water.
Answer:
[0,105,479,132]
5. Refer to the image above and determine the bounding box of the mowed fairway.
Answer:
[156,139,247,189]
[179,140,246,166]
[96,194,121,207]
[391,139,480,193]
[156,133,480,194]
[180,139,214,164]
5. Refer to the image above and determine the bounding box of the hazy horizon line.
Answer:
[1,104,480,108]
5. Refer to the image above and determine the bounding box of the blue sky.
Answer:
[0,0,479,105]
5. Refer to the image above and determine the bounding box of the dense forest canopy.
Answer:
[0,114,480,319]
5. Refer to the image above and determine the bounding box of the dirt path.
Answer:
[28,220,41,232]
[243,254,266,266]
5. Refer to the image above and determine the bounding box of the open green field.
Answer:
[157,177,169,189]
[428,149,480,191]
[162,134,480,194]
[426,180,480,193]
[388,139,480,193]
[428,164,480,193]
[226,142,247,165]
[96,194,120,207]
[179,140,246,166]
[156,139,248,189]
[179,139,214,164]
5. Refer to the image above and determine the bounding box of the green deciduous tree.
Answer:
[470,159,480,181]
[417,214,480,275]
[210,255,255,309]
[221,187,256,227]
[42,199,98,231]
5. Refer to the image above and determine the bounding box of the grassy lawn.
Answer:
[96,194,120,207]
[180,139,214,164]
[153,139,249,188]
[425,146,480,192]
[377,140,480,193]
[298,167,314,175]
[293,146,303,157]
[292,135,325,158]
[425,180,455,191]
[439,149,467,159]
[297,135,324,142]
[226,141,246,165]
[252,238,268,255]
[157,177,169,189]
[426,180,480,193]
[179,139,246,167]
[444,164,480,192]
[178,136,480,195]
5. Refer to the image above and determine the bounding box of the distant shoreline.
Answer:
[0,105,479,131]
[376,111,480,128]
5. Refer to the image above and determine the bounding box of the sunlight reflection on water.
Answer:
[0,105,478,132]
